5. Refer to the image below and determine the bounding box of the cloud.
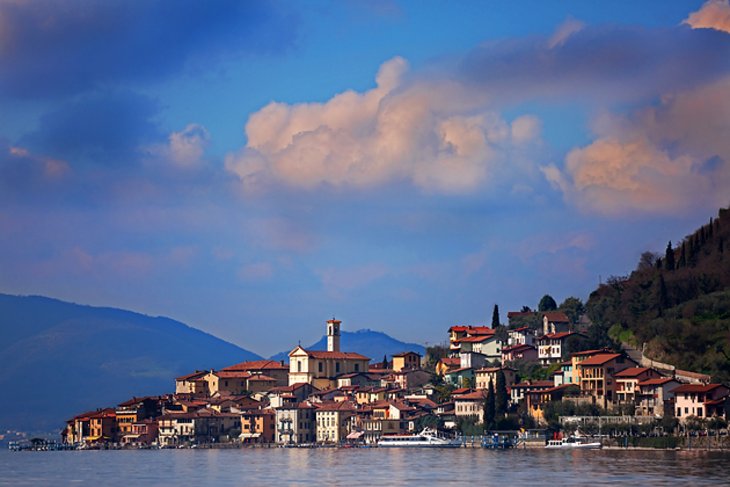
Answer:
[226,57,542,194]
[149,124,211,168]
[544,78,730,215]
[316,263,389,298]
[0,0,297,98]
[0,140,70,195]
[685,0,730,34]
[548,17,586,49]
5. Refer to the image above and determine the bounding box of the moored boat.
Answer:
[377,428,462,448]
[545,436,601,449]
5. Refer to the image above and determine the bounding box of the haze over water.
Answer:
[3,449,729,486]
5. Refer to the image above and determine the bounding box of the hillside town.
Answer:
[61,314,730,448]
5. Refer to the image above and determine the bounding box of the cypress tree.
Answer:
[708,219,714,239]
[658,273,669,313]
[382,355,388,369]
[678,242,686,268]
[495,370,509,417]
[491,304,500,328]
[483,379,496,431]
[664,241,675,271]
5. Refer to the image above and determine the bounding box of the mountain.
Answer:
[0,294,261,432]
[585,206,730,382]
[269,328,425,363]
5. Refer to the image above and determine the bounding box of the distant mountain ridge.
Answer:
[0,294,261,431]
[269,328,425,363]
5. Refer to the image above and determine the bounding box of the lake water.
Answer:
[2,448,730,486]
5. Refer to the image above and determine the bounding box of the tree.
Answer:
[559,297,585,324]
[491,304,500,328]
[382,354,388,369]
[538,294,557,312]
[483,380,496,431]
[665,241,675,271]
[678,242,687,268]
[495,370,509,417]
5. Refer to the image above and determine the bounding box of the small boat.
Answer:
[545,436,601,449]
[377,428,462,448]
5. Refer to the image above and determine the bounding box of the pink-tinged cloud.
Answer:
[167,124,210,167]
[543,78,730,215]
[238,262,274,281]
[316,263,389,298]
[548,17,586,49]
[226,57,541,194]
[685,0,730,34]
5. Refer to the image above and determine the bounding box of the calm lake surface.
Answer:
[2,448,730,486]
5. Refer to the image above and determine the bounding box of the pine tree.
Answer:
[491,304,500,328]
[382,355,388,369]
[495,370,509,417]
[664,241,675,271]
[483,380,496,431]
[538,295,557,312]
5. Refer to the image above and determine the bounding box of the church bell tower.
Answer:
[327,318,341,352]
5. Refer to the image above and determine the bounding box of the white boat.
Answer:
[545,436,602,449]
[377,428,462,448]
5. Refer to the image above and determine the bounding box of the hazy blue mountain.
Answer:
[0,294,261,432]
[270,328,425,363]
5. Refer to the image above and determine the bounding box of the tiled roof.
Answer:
[456,335,493,343]
[222,360,288,371]
[614,367,652,378]
[578,353,623,366]
[502,344,536,353]
[571,348,612,357]
[638,377,677,387]
[542,311,570,323]
[297,349,371,360]
[454,391,486,400]
[315,401,358,412]
[511,381,554,389]
[175,370,207,381]
[672,383,726,394]
[214,370,252,379]
[536,332,574,341]
[392,351,422,357]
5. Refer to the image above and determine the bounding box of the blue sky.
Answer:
[2,0,730,356]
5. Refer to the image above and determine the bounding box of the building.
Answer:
[448,325,496,354]
[275,401,317,445]
[536,332,576,365]
[510,381,554,406]
[392,352,421,372]
[435,357,461,376]
[614,367,663,406]
[636,377,681,417]
[508,326,535,346]
[220,360,289,387]
[288,319,371,388]
[673,383,730,422]
[542,311,571,335]
[501,343,537,365]
[453,390,486,422]
[175,371,209,395]
[525,384,580,424]
[158,409,239,446]
[316,401,357,444]
[474,367,517,391]
[577,353,638,410]
[240,409,275,444]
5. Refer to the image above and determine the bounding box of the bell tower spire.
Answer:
[326,318,341,352]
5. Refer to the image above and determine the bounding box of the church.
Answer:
[287,319,371,389]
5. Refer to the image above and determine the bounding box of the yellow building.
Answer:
[392,351,421,372]
[288,319,370,388]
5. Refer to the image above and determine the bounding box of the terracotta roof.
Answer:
[451,387,472,395]
[704,398,727,406]
[222,360,288,371]
[316,401,358,412]
[614,367,652,378]
[295,349,371,361]
[475,366,516,373]
[578,353,623,366]
[456,335,493,343]
[638,377,677,387]
[454,391,486,400]
[247,374,277,382]
[571,348,613,357]
[392,351,422,357]
[449,325,495,335]
[439,357,461,366]
[510,326,531,332]
[536,332,574,341]
[672,383,726,394]
[175,370,207,381]
[507,311,537,318]
[502,343,535,353]
[542,311,570,323]
[511,381,554,389]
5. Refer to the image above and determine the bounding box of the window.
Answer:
[298,361,302,372]
[354,363,359,372]
[319,362,323,373]
[336,362,340,373]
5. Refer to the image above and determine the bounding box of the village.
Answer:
[60,312,730,449]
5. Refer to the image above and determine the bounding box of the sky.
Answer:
[2,0,730,356]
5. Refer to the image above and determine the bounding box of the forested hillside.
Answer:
[586,207,730,382]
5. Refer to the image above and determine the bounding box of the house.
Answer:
[453,390,486,422]
[510,381,554,406]
[220,359,289,387]
[456,335,503,360]
[553,361,573,387]
[577,353,638,410]
[175,371,209,395]
[542,311,571,335]
[392,352,421,372]
[444,367,474,388]
[268,383,317,409]
[448,325,496,354]
[501,343,537,365]
[536,332,576,365]
[240,409,276,444]
[205,370,251,396]
[673,383,730,422]
[636,377,681,417]
[388,369,433,390]
[525,384,580,424]
[275,401,317,445]
[88,408,118,443]
[508,326,535,346]
[125,419,158,446]
[459,351,489,370]
[63,410,96,444]
[115,396,161,441]
[569,348,613,385]
[474,367,517,391]
[613,367,663,406]
[315,401,357,444]
[158,409,239,446]
[436,357,461,376]
[288,319,371,389]
[336,372,380,388]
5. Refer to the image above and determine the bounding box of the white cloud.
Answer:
[226,57,541,194]
[685,0,730,34]
[167,124,210,167]
[548,17,586,49]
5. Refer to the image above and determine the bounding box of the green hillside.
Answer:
[586,207,730,382]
